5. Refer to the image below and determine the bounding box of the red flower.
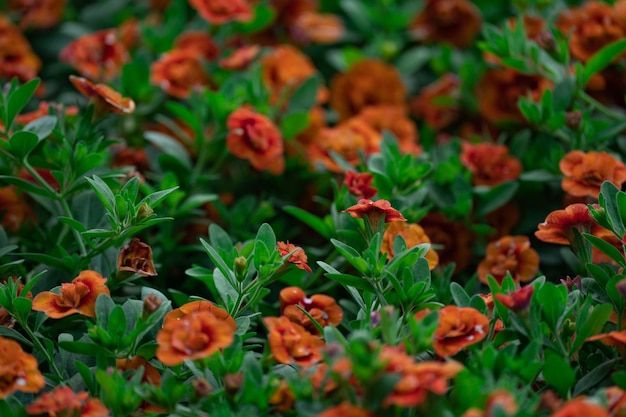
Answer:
[189,0,253,24]
[277,242,312,273]
[174,31,219,60]
[343,199,407,231]
[559,150,626,198]
[219,45,260,70]
[164,300,236,333]
[535,203,606,245]
[60,29,128,81]
[477,236,539,285]
[495,285,534,312]
[433,306,490,357]
[316,403,375,417]
[226,107,285,174]
[69,75,135,115]
[551,397,610,417]
[279,286,343,334]
[150,49,212,99]
[344,171,377,199]
[26,386,108,417]
[460,142,522,186]
[32,270,110,319]
[263,316,324,367]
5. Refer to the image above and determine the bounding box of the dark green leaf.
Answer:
[583,233,626,268]
[7,78,40,127]
[283,206,331,238]
[543,350,575,397]
[23,116,57,140]
[280,112,309,139]
[325,273,376,293]
[8,131,39,159]
[583,39,626,84]
[144,131,192,170]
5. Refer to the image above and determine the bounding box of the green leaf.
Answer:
[235,4,276,33]
[450,282,471,307]
[59,340,104,357]
[86,176,116,214]
[325,273,376,293]
[543,350,575,397]
[283,206,331,238]
[6,78,40,127]
[23,116,57,140]
[538,282,567,332]
[280,112,309,139]
[139,186,179,208]
[208,224,234,254]
[8,131,39,159]
[19,253,69,270]
[13,297,31,322]
[178,193,217,213]
[144,131,192,170]
[552,76,575,113]
[583,38,626,85]
[572,303,612,353]
[395,46,431,75]
[0,325,33,346]
[583,233,626,268]
[600,181,626,237]
[57,217,87,233]
[255,223,276,253]
[474,181,519,216]
[0,176,54,198]
[286,75,320,114]
[95,294,116,328]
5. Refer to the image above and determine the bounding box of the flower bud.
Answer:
[142,294,163,320]
[137,203,154,219]
[233,256,247,282]
[193,378,212,398]
[224,373,244,396]
[616,278,626,298]
[565,110,581,129]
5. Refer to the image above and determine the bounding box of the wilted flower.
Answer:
[277,242,312,273]
[559,150,626,198]
[69,75,135,115]
[330,59,406,121]
[60,29,128,81]
[495,285,535,312]
[226,107,285,174]
[32,270,110,319]
[460,142,522,186]
[477,236,540,285]
[0,336,45,399]
[263,316,324,367]
[433,306,489,357]
[117,238,158,277]
[279,286,343,334]
[26,386,108,417]
[381,222,439,270]
[156,310,234,366]
[411,73,461,130]
[409,0,482,48]
[344,171,377,200]
[150,49,212,99]
[189,0,253,24]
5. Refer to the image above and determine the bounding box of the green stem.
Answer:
[59,198,87,256]
[579,91,625,120]
[21,321,64,382]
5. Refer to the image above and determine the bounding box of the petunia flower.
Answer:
[263,316,324,367]
[32,270,110,319]
[477,236,539,285]
[117,238,158,277]
[433,305,490,357]
[0,336,45,399]
[163,300,236,332]
[559,150,626,199]
[279,286,343,334]
[70,75,135,115]
[343,199,407,232]
[26,386,108,417]
[277,242,312,273]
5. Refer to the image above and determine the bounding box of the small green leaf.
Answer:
[325,273,376,293]
[8,131,39,159]
[23,116,57,140]
[583,233,626,268]
[474,181,519,216]
[450,282,471,307]
[86,176,116,214]
[583,39,626,85]
[144,131,192,170]
[280,112,309,139]
[283,206,331,238]
[7,78,41,127]
[286,75,320,114]
[543,350,575,397]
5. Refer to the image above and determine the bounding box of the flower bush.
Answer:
[2,0,626,416]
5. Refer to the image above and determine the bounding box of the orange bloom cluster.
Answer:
[0,16,42,82]
[559,150,626,199]
[433,305,490,357]
[226,107,285,174]
[26,386,109,417]
[13,101,78,126]
[411,74,461,131]
[32,270,110,319]
[220,45,261,71]
[461,390,519,417]
[409,0,482,48]
[477,68,552,124]
[557,1,626,63]
[261,45,327,105]
[277,242,312,273]
[477,236,540,285]
[189,0,253,25]
[279,286,343,334]
[0,186,36,232]
[263,316,324,367]
[0,335,45,399]
[381,222,439,270]
[290,12,344,45]
[174,31,220,61]
[156,308,234,366]
[330,59,406,121]
[164,300,237,332]
[460,142,522,186]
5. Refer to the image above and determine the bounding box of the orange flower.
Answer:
[69,75,135,115]
[268,380,295,413]
[263,316,324,367]
[411,73,461,130]
[354,105,422,155]
[9,0,65,29]
[381,222,439,270]
[316,403,375,417]
[189,0,253,24]
[551,397,610,417]
[277,242,312,273]
[559,150,626,198]
[163,300,236,333]
[477,68,552,124]
[150,49,212,99]
[421,212,474,273]
[409,0,482,48]
[0,335,45,399]
[381,345,463,407]
[343,199,407,231]
[116,356,161,385]
[25,386,108,417]
[60,29,128,81]
[556,2,626,63]
[330,59,406,121]
[32,270,110,319]
[308,118,381,173]
[460,142,522,186]
[261,45,327,105]
[0,186,36,232]
[309,357,354,395]
[174,31,219,60]
[279,286,343,334]
[0,277,31,329]
[14,101,78,126]
[605,386,626,416]
[477,236,539,285]
[535,203,609,246]
[226,107,285,174]
[0,16,42,82]
[117,238,157,277]
[344,171,377,200]
[495,285,534,312]
[433,306,490,357]
[156,310,234,366]
[586,330,626,346]
[462,390,519,417]
[290,12,344,45]
[219,45,261,70]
